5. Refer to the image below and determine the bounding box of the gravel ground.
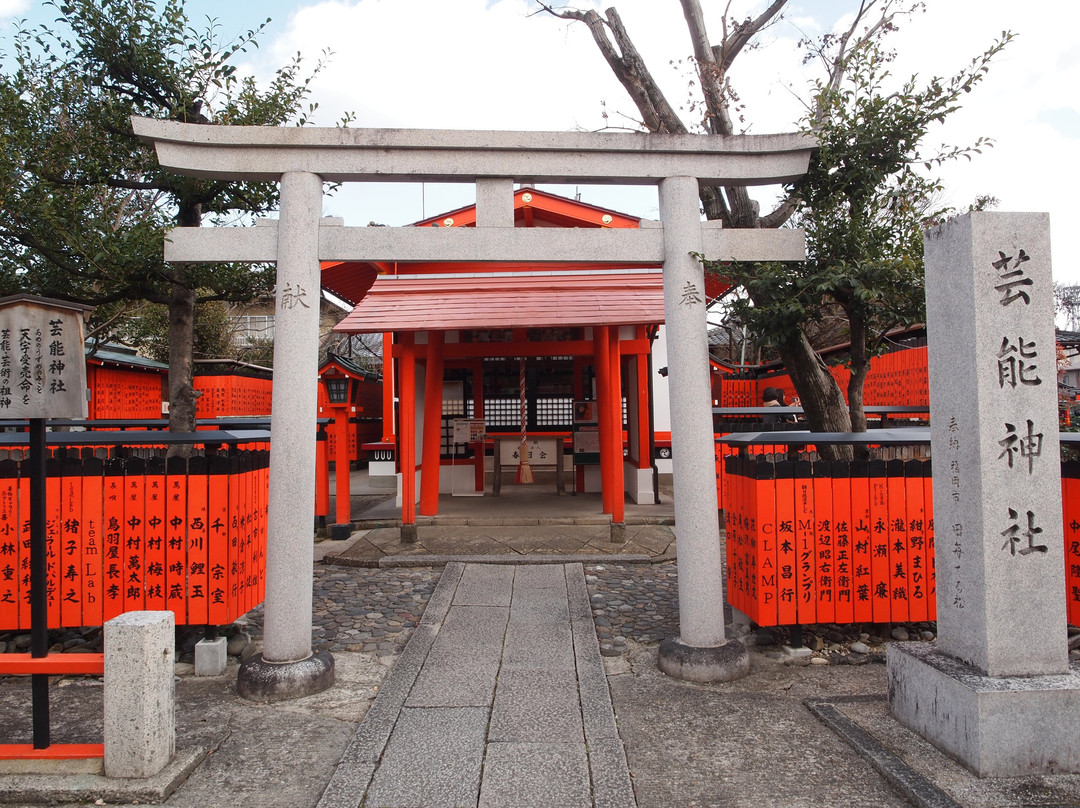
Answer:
[235,562,683,661]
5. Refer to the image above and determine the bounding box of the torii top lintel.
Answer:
[131,117,814,186]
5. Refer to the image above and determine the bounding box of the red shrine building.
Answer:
[320,188,731,528]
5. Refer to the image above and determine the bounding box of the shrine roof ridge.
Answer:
[0,293,95,314]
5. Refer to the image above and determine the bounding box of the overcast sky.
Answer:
[3,0,1078,283]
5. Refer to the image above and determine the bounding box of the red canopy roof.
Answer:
[320,189,650,306]
[334,272,666,334]
[322,187,734,318]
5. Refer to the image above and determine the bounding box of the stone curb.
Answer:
[352,517,676,529]
[564,563,636,806]
[319,554,385,569]
[316,563,465,808]
[804,696,962,808]
[0,746,206,806]
[378,553,653,568]
[322,552,660,569]
[350,519,402,530]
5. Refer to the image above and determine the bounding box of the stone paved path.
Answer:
[237,561,682,662]
[333,523,676,565]
[316,562,635,808]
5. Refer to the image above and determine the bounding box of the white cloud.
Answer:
[259,0,611,131]
[881,2,1080,282]
[0,0,30,21]
[239,0,1080,281]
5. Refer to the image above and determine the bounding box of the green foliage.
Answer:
[122,298,236,364]
[711,30,1010,391]
[237,337,274,369]
[0,0,327,332]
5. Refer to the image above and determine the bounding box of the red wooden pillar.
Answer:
[593,327,612,514]
[608,327,625,525]
[314,423,329,521]
[573,356,586,494]
[635,347,650,471]
[419,331,445,515]
[382,332,395,444]
[333,404,352,533]
[472,361,485,492]
[398,334,417,532]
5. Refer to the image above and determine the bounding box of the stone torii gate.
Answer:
[134,117,812,699]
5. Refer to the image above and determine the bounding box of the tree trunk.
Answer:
[846,315,870,435]
[167,198,202,449]
[167,282,198,451]
[844,312,873,459]
[847,364,869,434]
[775,330,853,461]
[544,0,887,447]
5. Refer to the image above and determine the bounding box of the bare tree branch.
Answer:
[537,3,686,133]
[542,1,909,230]
[680,0,794,227]
[715,0,787,73]
[758,197,797,229]
[678,0,728,135]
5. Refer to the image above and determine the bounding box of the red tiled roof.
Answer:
[334,273,666,333]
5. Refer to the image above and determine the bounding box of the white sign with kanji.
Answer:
[498,436,558,466]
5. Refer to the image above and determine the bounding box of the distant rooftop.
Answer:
[85,340,168,372]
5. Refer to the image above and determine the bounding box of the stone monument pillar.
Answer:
[888,211,1080,775]
[238,171,334,701]
[104,611,175,778]
[655,176,748,682]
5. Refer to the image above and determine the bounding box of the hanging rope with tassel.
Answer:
[516,356,533,483]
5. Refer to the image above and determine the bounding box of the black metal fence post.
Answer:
[29,417,49,749]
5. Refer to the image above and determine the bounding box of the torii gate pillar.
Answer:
[657,176,749,682]
[237,172,335,702]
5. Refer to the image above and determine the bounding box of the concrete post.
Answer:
[655,176,748,683]
[238,171,334,702]
[194,635,227,676]
[475,178,515,228]
[104,611,174,779]
[888,212,1080,775]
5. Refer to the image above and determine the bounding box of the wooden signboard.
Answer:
[0,295,90,420]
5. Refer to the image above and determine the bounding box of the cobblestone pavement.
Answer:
[584,562,680,656]
[239,566,441,658]
[1,561,681,661]
[237,561,682,661]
